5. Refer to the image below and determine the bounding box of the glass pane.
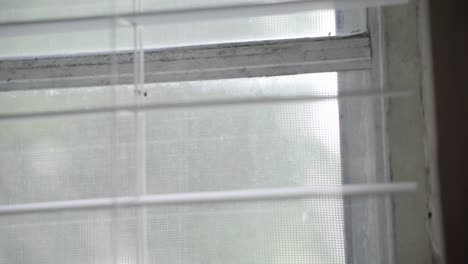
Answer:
[0,0,366,58]
[0,0,359,22]
[0,72,342,194]
[0,72,346,263]
[142,73,341,193]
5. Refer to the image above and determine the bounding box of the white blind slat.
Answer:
[0,182,417,215]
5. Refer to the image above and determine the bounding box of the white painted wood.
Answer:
[0,35,370,91]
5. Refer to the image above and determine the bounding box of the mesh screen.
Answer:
[0,194,403,264]
[0,197,352,264]
[0,72,353,263]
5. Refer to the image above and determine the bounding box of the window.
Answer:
[0,1,419,264]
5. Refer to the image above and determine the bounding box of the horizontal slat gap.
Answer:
[0,89,411,121]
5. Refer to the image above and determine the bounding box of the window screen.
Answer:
[0,73,347,263]
[0,69,401,264]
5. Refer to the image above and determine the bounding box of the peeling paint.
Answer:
[0,35,370,91]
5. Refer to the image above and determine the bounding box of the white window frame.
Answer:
[337,8,396,264]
